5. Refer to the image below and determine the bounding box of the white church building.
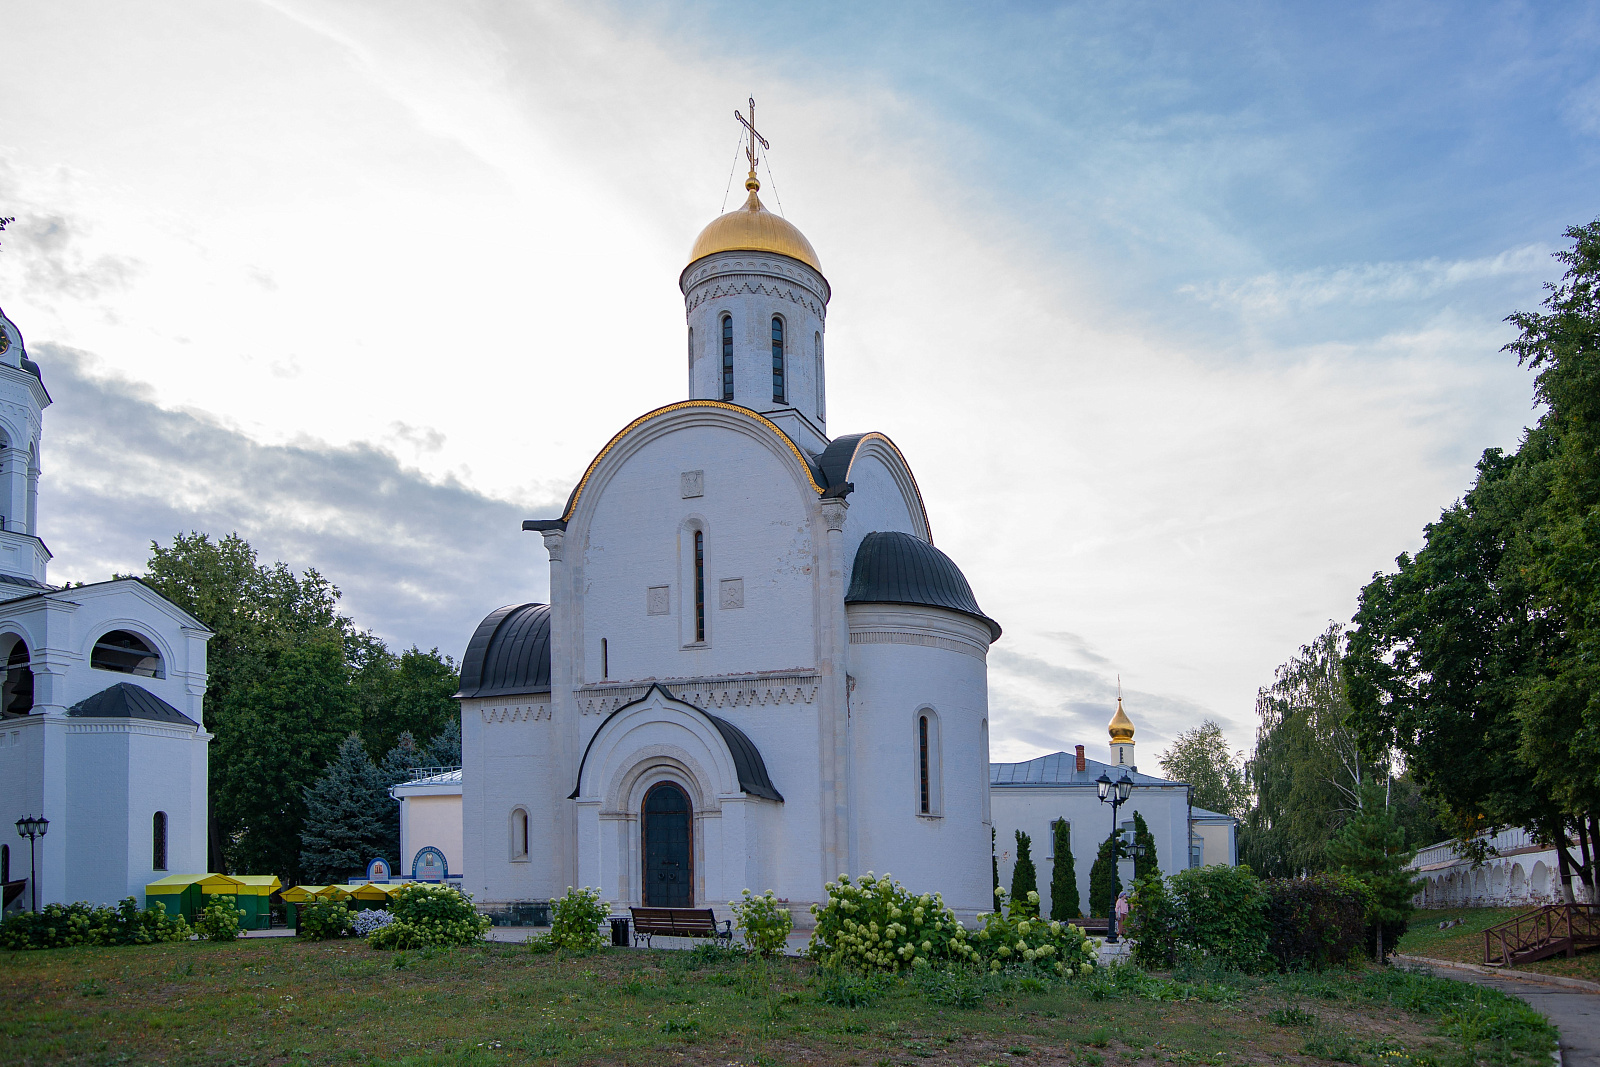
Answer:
[459,136,1001,922]
[0,306,212,913]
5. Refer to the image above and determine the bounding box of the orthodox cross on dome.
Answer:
[734,96,770,179]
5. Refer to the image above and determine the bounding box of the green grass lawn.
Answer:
[1398,907,1600,983]
[0,937,1557,1067]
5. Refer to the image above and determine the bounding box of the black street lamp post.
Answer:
[15,814,48,913]
[1095,771,1135,943]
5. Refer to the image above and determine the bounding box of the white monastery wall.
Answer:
[462,696,558,906]
[1409,827,1585,909]
[846,604,991,917]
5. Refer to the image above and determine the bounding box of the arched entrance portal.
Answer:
[643,782,693,907]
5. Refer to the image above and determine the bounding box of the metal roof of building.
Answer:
[67,682,198,726]
[989,751,1177,788]
[457,603,551,698]
[846,530,1000,640]
[398,768,462,787]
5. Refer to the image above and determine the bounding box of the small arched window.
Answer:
[720,315,734,401]
[919,715,931,814]
[511,808,529,861]
[687,328,695,387]
[152,811,168,871]
[771,316,785,403]
[92,631,163,677]
[916,709,943,816]
[814,332,824,419]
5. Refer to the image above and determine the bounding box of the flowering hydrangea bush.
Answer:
[730,889,792,956]
[545,886,610,951]
[196,896,244,942]
[806,872,978,972]
[350,908,394,938]
[367,884,489,949]
[969,886,1098,976]
[0,898,189,950]
[298,899,353,940]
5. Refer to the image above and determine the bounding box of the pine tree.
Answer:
[300,734,392,882]
[420,716,462,767]
[1328,784,1424,961]
[1011,829,1038,913]
[1089,832,1120,917]
[1133,811,1160,881]
[1050,819,1081,920]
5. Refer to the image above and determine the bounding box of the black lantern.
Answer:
[1116,773,1134,802]
[1095,772,1112,801]
[15,814,48,913]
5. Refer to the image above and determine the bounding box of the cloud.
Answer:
[37,343,553,659]
[1180,246,1551,318]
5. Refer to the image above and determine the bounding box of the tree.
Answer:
[1133,811,1159,881]
[419,715,462,767]
[1010,829,1038,910]
[1327,784,1424,961]
[352,642,461,759]
[300,734,393,883]
[1159,720,1249,818]
[1242,624,1380,877]
[1346,221,1600,895]
[1050,819,1080,919]
[1088,832,1119,917]
[217,631,360,880]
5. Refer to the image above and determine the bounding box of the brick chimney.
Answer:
[1075,745,1086,771]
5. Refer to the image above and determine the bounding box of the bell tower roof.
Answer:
[687,180,821,273]
[1108,696,1135,744]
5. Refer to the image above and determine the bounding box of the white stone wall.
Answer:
[398,792,464,881]
[845,604,992,918]
[1409,828,1585,909]
[461,695,559,907]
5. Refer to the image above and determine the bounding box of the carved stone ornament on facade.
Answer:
[680,470,704,498]
[719,577,744,609]
[573,672,820,716]
[480,704,551,723]
[647,585,670,615]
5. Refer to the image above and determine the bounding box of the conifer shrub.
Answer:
[1133,811,1160,881]
[1088,832,1120,916]
[730,888,792,956]
[1050,819,1080,920]
[1010,830,1038,910]
[367,883,489,949]
[0,898,190,950]
[807,872,976,972]
[540,886,610,951]
[298,898,354,940]
[196,896,244,942]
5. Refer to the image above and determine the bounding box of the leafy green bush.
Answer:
[0,897,190,950]
[1263,873,1369,970]
[730,888,792,956]
[196,896,244,942]
[367,883,489,949]
[298,899,354,940]
[970,886,1098,976]
[806,872,976,972]
[913,965,1001,1008]
[814,967,893,1007]
[544,886,610,951]
[1125,865,1271,972]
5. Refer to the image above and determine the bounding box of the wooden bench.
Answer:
[628,906,733,949]
[1069,918,1111,936]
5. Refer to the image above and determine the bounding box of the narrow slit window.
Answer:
[152,811,168,871]
[601,638,609,680]
[919,716,931,814]
[771,317,785,403]
[720,315,734,401]
[694,530,706,643]
[2,843,9,883]
[815,331,824,418]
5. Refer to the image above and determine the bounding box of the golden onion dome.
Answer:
[1108,698,1135,744]
[687,174,821,273]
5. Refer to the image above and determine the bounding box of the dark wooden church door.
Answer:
[643,782,692,907]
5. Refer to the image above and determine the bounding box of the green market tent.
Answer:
[231,875,282,930]
[281,884,351,928]
[144,873,246,923]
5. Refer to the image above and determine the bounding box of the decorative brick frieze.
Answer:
[573,671,820,716]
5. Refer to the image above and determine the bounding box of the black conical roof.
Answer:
[67,683,198,726]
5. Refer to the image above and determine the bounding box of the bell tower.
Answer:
[1108,690,1136,771]
[679,99,830,454]
[0,309,50,595]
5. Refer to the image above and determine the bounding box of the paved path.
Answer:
[1399,956,1600,1067]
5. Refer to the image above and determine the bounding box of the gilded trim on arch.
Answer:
[561,400,825,522]
[844,432,934,545]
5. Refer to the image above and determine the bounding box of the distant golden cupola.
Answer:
[1108,698,1135,744]
[686,173,822,274]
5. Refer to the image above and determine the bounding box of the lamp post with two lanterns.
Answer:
[1094,771,1134,943]
[15,814,48,913]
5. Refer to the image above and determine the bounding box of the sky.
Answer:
[1,0,1596,766]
